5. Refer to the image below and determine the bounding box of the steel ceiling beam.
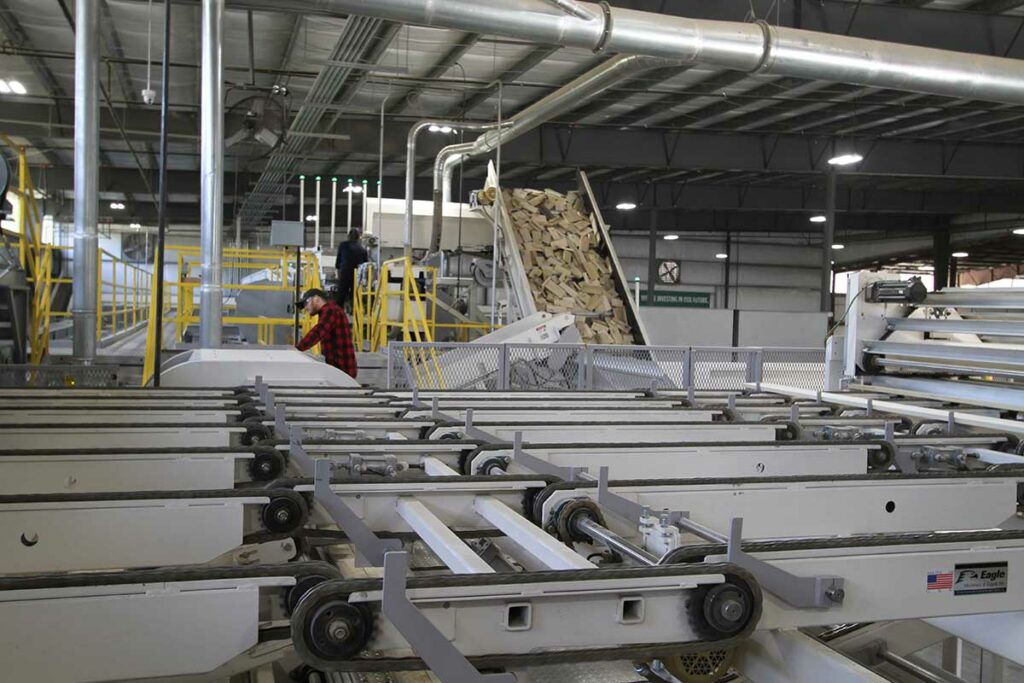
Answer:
[445,45,560,117]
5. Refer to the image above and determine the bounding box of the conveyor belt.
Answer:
[527,470,1023,522]
[661,528,1024,563]
[291,562,761,672]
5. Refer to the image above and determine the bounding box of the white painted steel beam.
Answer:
[396,498,494,574]
[473,497,594,571]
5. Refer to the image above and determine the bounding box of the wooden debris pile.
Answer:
[501,187,634,344]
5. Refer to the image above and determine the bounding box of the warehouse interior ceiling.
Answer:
[3,0,1024,270]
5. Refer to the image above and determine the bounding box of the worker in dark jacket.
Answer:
[295,288,358,378]
[335,228,369,309]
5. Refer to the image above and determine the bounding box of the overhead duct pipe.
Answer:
[72,0,99,361]
[403,119,507,259]
[199,0,225,348]
[429,54,675,251]
[302,0,1024,106]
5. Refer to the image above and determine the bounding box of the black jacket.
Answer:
[335,239,369,273]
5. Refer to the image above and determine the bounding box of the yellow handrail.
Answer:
[141,246,323,385]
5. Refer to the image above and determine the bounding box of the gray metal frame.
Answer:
[387,342,824,392]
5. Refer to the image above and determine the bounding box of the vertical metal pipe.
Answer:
[72,0,99,361]
[934,230,950,291]
[234,213,241,247]
[821,169,836,314]
[330,177,338,247]
[646,192,657,306]
[346,179,353,230]
[298,175,305,222]
[199,0,224,348]
[150,0,170,385]
[723,232,731,309]
[314,175,321,250]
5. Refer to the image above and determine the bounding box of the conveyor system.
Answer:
[843,271,1024,408]
[0,422,258,450]
[0,445,289,495]
[0,562,340,683]
[286,437,886,479]
[0,405,250,425]
[427,420,784,443]
[281,454,761,675]
[0,488,309,573]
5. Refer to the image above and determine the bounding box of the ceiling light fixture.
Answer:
[831,243,845,250]
[110,201,125,210]
[428,125,441,133]
[5,80,25,95]
[305,214,316,222]
[827,153,863,166]
[715,253,728,259]
[345,184,363,194]
[0,80,10,95]
[663,234,679,241]
[952,251,969,258]
[615,202,637,210]
[809,215,827,223]
[129,222,142,229]
[1014,228,1024,235]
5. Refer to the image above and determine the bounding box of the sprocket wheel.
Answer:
[660,648,735,683]
[291,581,374,671]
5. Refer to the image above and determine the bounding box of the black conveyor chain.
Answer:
[300,562,761,672]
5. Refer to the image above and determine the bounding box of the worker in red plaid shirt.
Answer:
[295,288,358,379]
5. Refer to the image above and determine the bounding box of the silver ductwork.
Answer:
[404,120,504,259]
[199,0,225,347]
[302,0,1024,105]
[72,0,99,361]
[428,54,675,250]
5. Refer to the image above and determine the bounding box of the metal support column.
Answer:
[71,0,99,361]
[934,230,950,291]
[646,188,657,307]
[151,0,171,385]
[198,0,225,348]
[820,168,836,315]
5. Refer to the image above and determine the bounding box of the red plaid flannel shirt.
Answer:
[296,301,358,378]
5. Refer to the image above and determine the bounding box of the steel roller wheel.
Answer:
[291,581,374,670]
[249,446,286,481]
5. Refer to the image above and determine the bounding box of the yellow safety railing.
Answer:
[1,136,61,364]
[97,248,153,342]
[352,257,495,355]
[142,245,323,385]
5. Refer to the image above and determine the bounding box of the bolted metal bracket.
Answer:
[274,403,289,441]
[313,458,398,567]
[380,551,516,683]
[509,431,584,481]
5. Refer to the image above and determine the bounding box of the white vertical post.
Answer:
[346,179,353,231]
[330,177,338,248]
[314,175,322,250]
[298,175,305,223]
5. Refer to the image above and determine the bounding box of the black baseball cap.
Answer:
[295,288,327,306]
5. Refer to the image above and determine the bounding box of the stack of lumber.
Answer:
[493,186,634,344]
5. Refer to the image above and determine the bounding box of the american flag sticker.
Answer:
[928,570,954,591]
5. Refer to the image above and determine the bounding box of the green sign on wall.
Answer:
[637,289,712,308]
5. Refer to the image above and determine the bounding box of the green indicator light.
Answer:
[299,175,305,180]
[315,175,321,181]
[331,177,338,183]
[347,178,354,184]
